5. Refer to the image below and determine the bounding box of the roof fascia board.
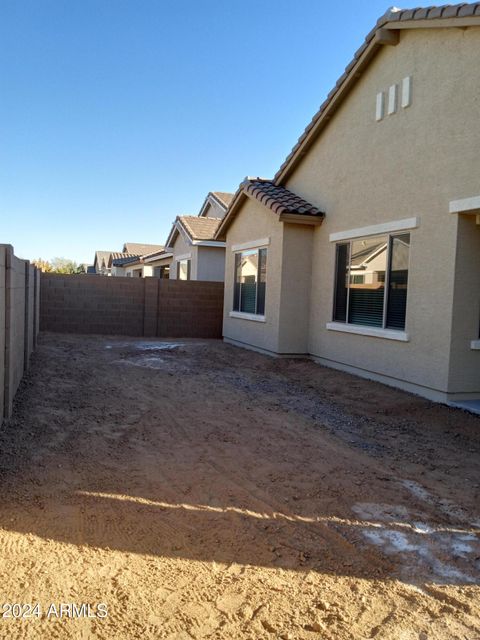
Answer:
[214,190,248,239]
[175,219,194,245]
[166,219,193,248]
[209,192,229,211]
[144,252,173,263]
[383,16,480,30]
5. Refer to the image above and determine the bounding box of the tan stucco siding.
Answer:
[207,199,227,220]
[277,224,313,354]
[196,247,225,282]
[448,215,480,396]
[222,198,284,354]
[170,231,197,280]
[283,26,480,396]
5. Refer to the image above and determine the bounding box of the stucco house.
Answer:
[215,4,480,407]
[143,249,173,278]
[93,250,115,275]
[166,191,233,281]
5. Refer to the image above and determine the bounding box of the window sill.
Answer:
[471,340,480,350]
[326,322,409,342]
[229,311,266,323]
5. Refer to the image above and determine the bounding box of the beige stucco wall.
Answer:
[196,246,225,282]
[170,230,198,280]
[203,197,226,220]
[447,215,480,396]
[222,198,284,354]
[279,26,480,399]
[277,224,314,354]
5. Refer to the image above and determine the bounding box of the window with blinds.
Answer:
[233,248,267,316]
[333,233,410,330]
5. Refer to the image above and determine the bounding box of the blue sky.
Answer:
[1,0,419,264]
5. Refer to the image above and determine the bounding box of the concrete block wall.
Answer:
[0,245,40,421]
[40,274,224,339]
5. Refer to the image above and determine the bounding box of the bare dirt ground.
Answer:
[0,334,479,640]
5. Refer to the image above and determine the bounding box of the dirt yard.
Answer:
[0,334,479,639]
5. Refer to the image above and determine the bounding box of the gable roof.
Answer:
[211,192,234,208]
[143,249,174,263]
[198,191,234,217]
[274,3,480,183]
[166,215,225,248]
[215,177,324,239]
[108,252,140,267]
[180,216,223,241]
[94,250,114,270]
[122,242,164,255]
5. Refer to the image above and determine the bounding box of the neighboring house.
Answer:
[143,249,173,279]
[110,250,168,278]
[108,253,141,277]
[122,242,164,256]
[166,191,233,281]
[215,4,480,406]
[93,251,115,275]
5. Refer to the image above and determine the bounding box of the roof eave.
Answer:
[214,188,248,240]
[279,212,325,226]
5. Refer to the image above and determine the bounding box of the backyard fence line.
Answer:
[40,274,224,339]
[0,244,40,422]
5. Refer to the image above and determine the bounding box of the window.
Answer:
[333,233,410,330]
[233,248,267,315]
[178,259,190,281]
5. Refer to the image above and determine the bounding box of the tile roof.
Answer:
[110,253,141,267]
[242,178,324,218]
[215,178,324,239]
[122,242,164,255]
[211,192,234,208]
[94,251,114,269]
[178,216,223,241]
[110,252,138,261]
[274,3,480,182]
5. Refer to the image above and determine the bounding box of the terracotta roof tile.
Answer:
[242,179,324,218]
[123,242,164,255]
[211,192,234,207]
[178,216,223,241]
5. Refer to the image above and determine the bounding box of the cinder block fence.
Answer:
[40,274,224,339]
[0,245,40,421]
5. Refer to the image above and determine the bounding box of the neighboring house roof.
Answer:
[166,215,225,248]
[112,256,140,267]
[198,191,234,218]
[215,178,325,239]
[108,253,140,268]
[122,242,164,255]
[181,216,223,241]
[143,249,174,263]
[274,3,480,183]
[211,192,234,208]
[94,250,114,270]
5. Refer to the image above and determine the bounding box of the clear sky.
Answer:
[1,0,424,264]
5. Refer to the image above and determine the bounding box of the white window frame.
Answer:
[231,245,267,319]
[329,230,411,341]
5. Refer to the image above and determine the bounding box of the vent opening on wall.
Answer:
[376,76,412,121]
